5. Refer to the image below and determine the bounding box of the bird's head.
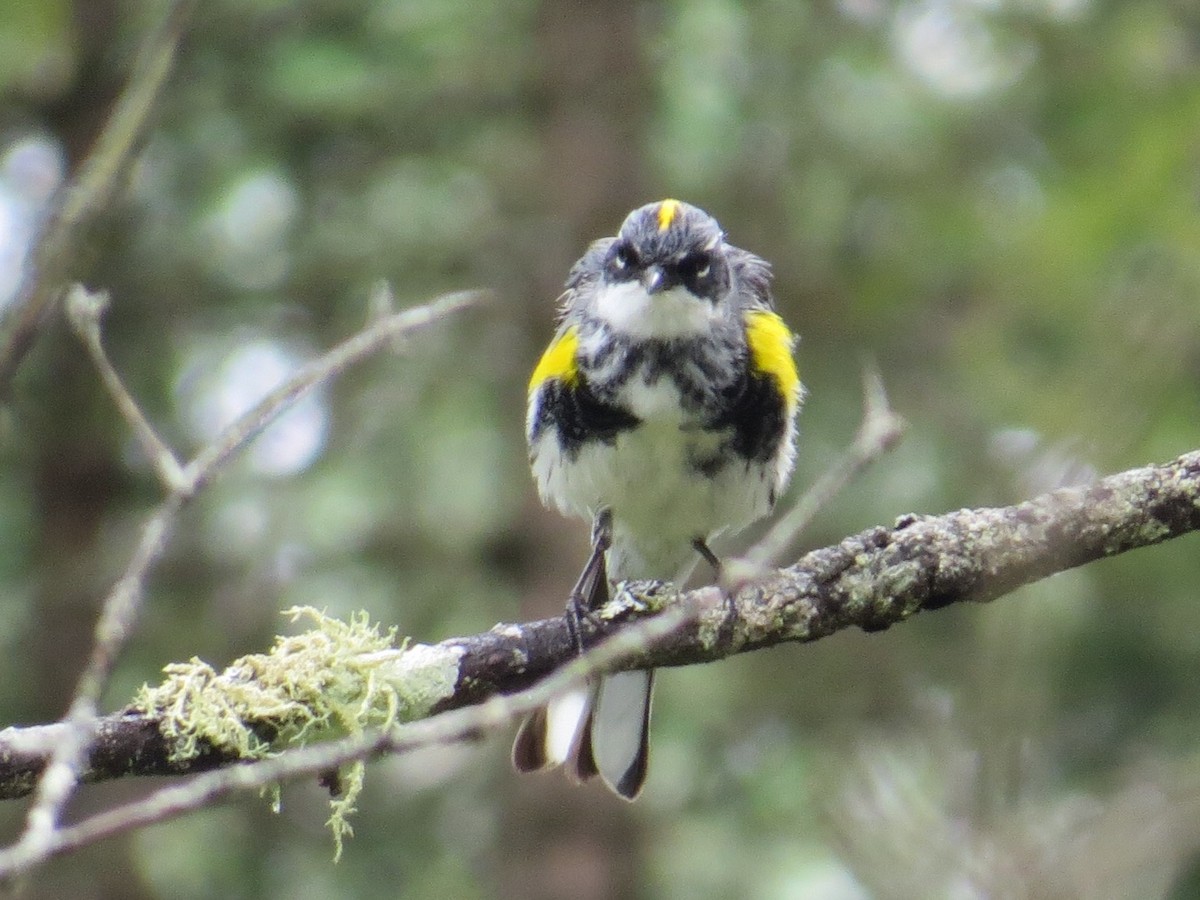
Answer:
[602,199,731,302]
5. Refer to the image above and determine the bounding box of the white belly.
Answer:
[529,411,776,580]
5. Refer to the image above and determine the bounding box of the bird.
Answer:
[512,199,803,799]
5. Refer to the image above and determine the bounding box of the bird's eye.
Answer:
[611,244,637,272]
[678,252,711,281]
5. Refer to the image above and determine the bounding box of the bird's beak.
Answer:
[641,265,666,295]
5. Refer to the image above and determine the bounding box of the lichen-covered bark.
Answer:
[447,449,1200,698]
[2,448,1198,799]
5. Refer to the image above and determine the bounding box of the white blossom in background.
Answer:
[204,169,299,291]
[893,0,1035,99]
[0,134,66,310]
[176,335,328,477]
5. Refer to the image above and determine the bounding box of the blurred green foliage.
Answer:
[1,0,1200,896]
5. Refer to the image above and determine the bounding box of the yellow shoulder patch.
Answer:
[657,199,681,231]
[745,309,801,411]
[528,326,580,394]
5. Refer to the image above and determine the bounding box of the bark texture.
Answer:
[1,448,1197,799]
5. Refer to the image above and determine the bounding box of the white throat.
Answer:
[590,281,721,339]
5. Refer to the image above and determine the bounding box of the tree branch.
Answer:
[0,288,479,877]
[0,604,696,874]
[1,446,1196,800]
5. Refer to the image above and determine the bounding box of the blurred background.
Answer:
[2,0,1200,897]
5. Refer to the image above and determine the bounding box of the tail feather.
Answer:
[512,510,659,799]
[512,687,592,772]
[565,684,599,782]
[512,671,654,800]
[511,705,550,772]
[590,669,654,800]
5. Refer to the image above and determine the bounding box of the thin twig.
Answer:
[181,290,482,493]
[65,285,187,491]
[0,0,199,393]
[0,289,478,878]
[12,498,182,864]
[3,442,1200,805]
[0,597,694,878]
[726,363,907,587]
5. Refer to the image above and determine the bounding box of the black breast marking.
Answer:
[704,369,787,464]
[531,379,641,457]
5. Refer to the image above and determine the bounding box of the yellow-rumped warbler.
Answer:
[512,199,803,799]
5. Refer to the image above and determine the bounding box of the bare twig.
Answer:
[0,444,1195,874]
[0,596,694,878]
[182,290,481,493]
[725,364,907,587]
[13,498,182,860]
[0,0,199,393]
[4,446,1198,803]
[0,289,478,878]
[66,286,187,490]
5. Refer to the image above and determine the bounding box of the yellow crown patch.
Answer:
[657,199,681,232]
